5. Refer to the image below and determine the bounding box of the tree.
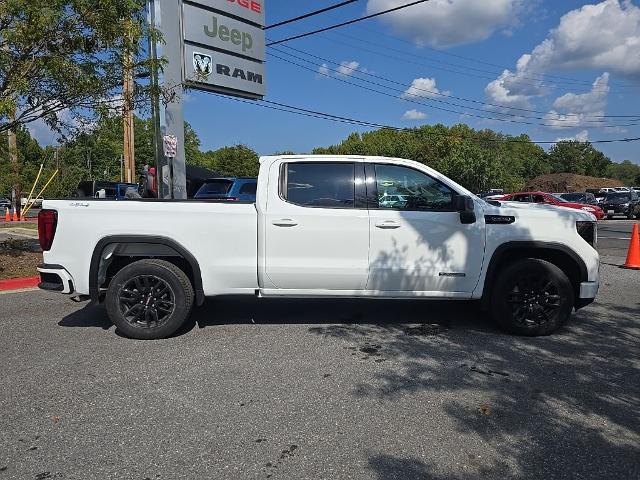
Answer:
[608,160,640,186]
[198,145,259,177]
[548,141,611,177]
[0,0,160,136]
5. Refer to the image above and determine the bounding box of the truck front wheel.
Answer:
[490,258,574,336]
[105,259,194,340]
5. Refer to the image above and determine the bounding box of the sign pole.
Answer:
[149,0,266,199]
[153,0,187,199]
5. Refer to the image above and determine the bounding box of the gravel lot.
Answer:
[0,241,639,479]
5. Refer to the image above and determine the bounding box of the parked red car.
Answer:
[498,191,605,220]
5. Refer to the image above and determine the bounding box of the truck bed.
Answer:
[42,199,259,297]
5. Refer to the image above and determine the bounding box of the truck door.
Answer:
[264,160,369,291]
[366,163,485,294]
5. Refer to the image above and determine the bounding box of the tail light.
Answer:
[38,209,58,251]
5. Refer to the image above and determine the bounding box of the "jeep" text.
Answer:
[204,16,253,52]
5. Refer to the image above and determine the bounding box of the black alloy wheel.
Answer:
[117,275,176,329]
[506,275,562,329]
[106,259,194,340]
[491,258,574,336]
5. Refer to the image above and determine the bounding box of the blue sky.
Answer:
[180,0,640,162]
[23,1,638,163]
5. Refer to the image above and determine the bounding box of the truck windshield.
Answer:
[198,180,233,195]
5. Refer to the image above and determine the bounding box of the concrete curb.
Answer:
[0,276,40,292]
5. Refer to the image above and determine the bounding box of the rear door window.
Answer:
[199,180,233,195]
[284,163,355,208]
[239,182,257,195]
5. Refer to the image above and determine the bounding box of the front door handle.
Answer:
[375,220,401,229]
[272,218,298,227]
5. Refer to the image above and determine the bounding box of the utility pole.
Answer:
[7,122,19,216]
[123,19,136,184]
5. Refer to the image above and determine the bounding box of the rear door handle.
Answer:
[375,221,401,229]
[272,219,298,227]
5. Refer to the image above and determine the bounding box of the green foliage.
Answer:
[198,145,259,177]
[607,160,640,186]
[0,0,160,136]
[313,124,549,192]
[547,141,611,177]
[2,120,638,200]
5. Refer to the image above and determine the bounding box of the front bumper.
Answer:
[601,205,630,215]
[579,281,599,299]
[575,281,599,310]
[37,264,75,294]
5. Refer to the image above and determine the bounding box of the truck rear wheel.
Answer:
[490,258,574,336]
[105,259,194,340]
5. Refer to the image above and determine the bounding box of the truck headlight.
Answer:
[576,221,597,247]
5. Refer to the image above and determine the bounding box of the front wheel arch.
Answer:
[480,242,587,310]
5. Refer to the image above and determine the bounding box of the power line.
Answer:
[264,0,361,30]
[322,31,620,94]
[210,94,640,145]
[268,50,640,129]
[266,0,431,46]
[271,43,640,121]
[352,25,635,89]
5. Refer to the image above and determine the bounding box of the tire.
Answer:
[627,210,635,220]
[105,259,194,340]
[606,215,613,220]
[490,258,574,336]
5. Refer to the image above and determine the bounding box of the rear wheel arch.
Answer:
[481,242,587,308]
[89,235,204,306]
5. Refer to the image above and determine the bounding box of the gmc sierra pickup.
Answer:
[37,155,599,339]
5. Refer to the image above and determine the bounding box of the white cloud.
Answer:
[402,109,427,120]
[523,0,640,78]
[318,60,366,78]
[366,0,526,48]
[401,77,450,99]
[552,73,609,113]
[544,73,610,129]
[555,130,590,143]
[485,0,640,109]
[337,61,360,77]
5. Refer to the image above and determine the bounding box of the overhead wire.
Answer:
[267,50,640,129]
[264,0,361,30]
[271,43,640,121]
[208,94,640,145]
[351,26,635,89]
[266,0,431,46]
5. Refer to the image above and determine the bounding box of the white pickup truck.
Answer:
[37,155,599,339]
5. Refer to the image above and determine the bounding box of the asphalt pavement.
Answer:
[1,228,639,479]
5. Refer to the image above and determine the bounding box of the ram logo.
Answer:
[193,53,212,76]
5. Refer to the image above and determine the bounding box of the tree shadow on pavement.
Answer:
[308,299,640,480]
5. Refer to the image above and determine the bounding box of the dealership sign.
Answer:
[182,0,266,99]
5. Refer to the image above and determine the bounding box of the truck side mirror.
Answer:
[454,194,474,212]
[453,195,476,224]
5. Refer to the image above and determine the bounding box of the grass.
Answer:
[0,222,38,230]
[0,239,42,280]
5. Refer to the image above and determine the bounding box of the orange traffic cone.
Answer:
[4,207,9,222]
[622,224,640,270]
[12,207,18,222]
